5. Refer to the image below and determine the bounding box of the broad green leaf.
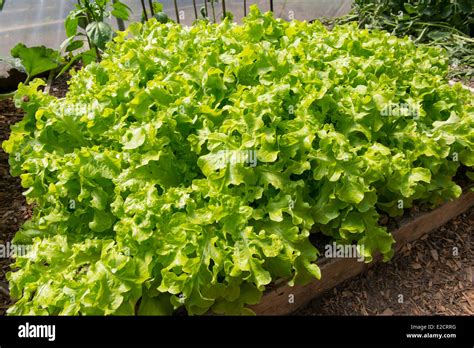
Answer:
[10,44,60,78]
[86,22,114,50]
[65,15,79,38]
[112,1,131,21]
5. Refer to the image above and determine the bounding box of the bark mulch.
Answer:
[296,207,473,315]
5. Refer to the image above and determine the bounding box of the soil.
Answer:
[0,60,28,95]
[0,97,30,315]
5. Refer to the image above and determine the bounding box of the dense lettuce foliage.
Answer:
[3,6,473,315]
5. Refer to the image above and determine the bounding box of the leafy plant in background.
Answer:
[356,0,472,35]
[138,0,169,24]
[338,0,474,80]
[152,2,169,23]
[0,1,62,98]
[0,44,62,99]
[3,6,473,316]
[10,44,62,83]
[198,0,231,23]
[61,0,131,69]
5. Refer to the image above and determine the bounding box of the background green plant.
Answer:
[338,0,474,80]
[61,0,131,69]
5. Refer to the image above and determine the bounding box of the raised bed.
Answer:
[251,188,474,315]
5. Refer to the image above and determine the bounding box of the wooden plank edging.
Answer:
[251,189,474,315]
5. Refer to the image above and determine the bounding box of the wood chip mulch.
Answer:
[296,207,473,316]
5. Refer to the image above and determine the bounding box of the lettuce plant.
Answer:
[3,6,473,315]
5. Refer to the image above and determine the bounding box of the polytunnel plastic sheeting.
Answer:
[145,1,353,24]
[0,0,353,57]
[0,0,75,57]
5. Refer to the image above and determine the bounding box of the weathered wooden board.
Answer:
[251,189,474,315]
